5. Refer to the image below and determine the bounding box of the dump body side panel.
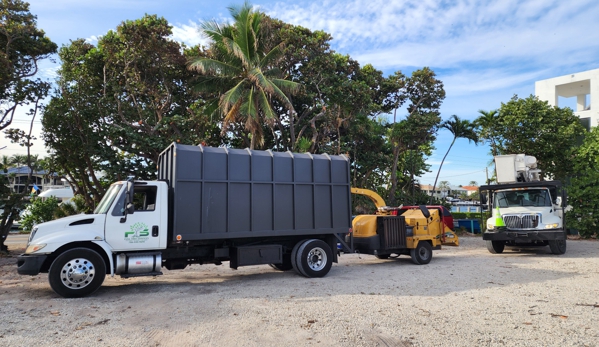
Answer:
[157,143,352,243]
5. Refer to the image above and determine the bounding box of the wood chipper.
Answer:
[348,188,459,264]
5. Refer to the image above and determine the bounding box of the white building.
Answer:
[535,68,599,130]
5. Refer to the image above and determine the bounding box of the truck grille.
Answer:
[382,216,407,249]
[503,214,541,230]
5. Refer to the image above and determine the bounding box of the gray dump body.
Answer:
[158,143,352,242]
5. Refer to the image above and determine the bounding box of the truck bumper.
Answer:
[483,229,566,242]
[16,254,48,276]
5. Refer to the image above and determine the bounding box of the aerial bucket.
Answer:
[495,207,505,227]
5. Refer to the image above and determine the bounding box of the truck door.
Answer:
[105,183,164,251]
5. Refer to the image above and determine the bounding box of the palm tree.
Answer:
[438,180,451,199]
[468,180,478,186]
[429,115,479,204]
[1,155,10,171]
[474,109,499,156]
[9,154,27,168]
[188,2,301,149]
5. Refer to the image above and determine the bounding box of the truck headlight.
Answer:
[25,244,46,254]
[544,223,559,229]
[487,224,495,230]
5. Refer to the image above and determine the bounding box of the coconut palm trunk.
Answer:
[429,115,478,204]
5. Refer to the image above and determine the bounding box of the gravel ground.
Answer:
[1,235,598,347]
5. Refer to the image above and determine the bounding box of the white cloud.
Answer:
[442,68,550,96]
[268,0,599,71]
[171,22,210,47]
[85,35,100,45]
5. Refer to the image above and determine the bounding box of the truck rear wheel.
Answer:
[486,240,505,254]
[548,239,566,255]
[292,239,332,278]
[410,241,432,265]
[48,248,106,298]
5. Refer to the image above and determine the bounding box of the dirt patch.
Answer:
[1,238,598,346]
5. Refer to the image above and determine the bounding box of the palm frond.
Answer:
[260,44,283,69]
[220,81,246,114]
[267,80,296,111]
[221,36,249,68]
[241,87,258,120]
[223,99,242,129]
[257,89,277,120]
[248,68,274,94]
[188,57,241,76]
[201,20,226,43]
[271,78,302,96]
[191,75,239,93]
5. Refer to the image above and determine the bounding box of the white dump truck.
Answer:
[479,154,567,255]
[17,143,353,298]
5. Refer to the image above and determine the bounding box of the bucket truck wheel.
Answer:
[48,248,106,298]
[292,239,333,278]
[269,254,293,271]
[548,239,567,255]
[486,240,505,254]
[410,241,432,265]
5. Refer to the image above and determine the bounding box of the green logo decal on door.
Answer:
[124,222,150,243]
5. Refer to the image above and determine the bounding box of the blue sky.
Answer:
[3,0,599,186]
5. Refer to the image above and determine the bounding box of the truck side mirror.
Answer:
[555,196,562,207]
[480,192,487,204]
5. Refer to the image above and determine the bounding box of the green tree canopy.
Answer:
[566,126,599,238]
[0,0,56,130]
[492,95,584,181]
[43,15,211,209]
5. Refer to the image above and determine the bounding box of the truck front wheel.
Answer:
[48,248,106,298]
[291,239,332,278]
[486,240,505,254]
[410,241,432,265]
[548,239,566,255]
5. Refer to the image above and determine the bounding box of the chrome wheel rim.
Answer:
[60,258,95,289]
[306,247,327,271]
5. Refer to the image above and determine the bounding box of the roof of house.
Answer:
[461,185,479,191]
[1,166,55,176]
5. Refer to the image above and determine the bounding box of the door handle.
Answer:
[152,225,159,237]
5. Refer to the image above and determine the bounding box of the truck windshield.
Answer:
[93,184,123,214]
[494,189,552,208]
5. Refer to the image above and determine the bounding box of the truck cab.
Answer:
[17,180,169,297]
[479,154,567,255]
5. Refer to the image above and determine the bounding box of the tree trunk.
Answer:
[429,137,456,204]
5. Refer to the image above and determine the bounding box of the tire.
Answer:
[291,241,305,276]
[269,254,293,271]
[375,254,390,260]
[293,239,333,278]
[48,248,106,298]
[410,241,433,265]
[486,240,505,254]
[548,239,567,255]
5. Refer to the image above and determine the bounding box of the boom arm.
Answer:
[351,187,387,208]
